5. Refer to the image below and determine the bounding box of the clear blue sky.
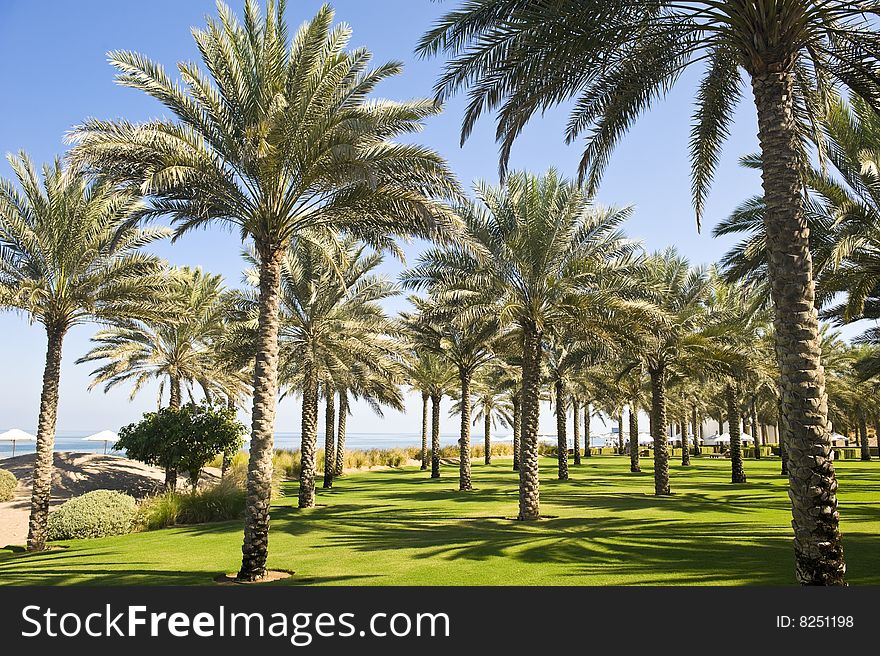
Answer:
[1,0,772,436]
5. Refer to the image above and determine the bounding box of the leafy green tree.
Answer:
[117,403,245,488]
[418,0,876,586]
[70,2,458,581]
[0,154,170,552]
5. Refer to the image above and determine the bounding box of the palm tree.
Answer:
[405,351,457,474]
[402,298,500,491]
[0,154,170,551]
[470,367,514,465]
[72,2,459,580]
[263,238,403,508]
[78,266,234,487]
[703,273,774,482]
[403,170,640,519]
[418,0,876,586]
[631,250,723,495]
[334,362,403,477]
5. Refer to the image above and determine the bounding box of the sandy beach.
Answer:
[0,452,220,548]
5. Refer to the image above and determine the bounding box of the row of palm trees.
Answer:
[3,1,880,585]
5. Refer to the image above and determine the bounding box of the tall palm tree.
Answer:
[405,351,457,474]
[403,169,641,519]
[418,0,876,586]
[402,298,500,491]
[72,2,459,580]
[0,154,170,551]
[263,239,403,508]
[334,362,404,477]
[631,250,727,495]
[470,367,514,465]
[78,267,231,407]
[78,266,235,488]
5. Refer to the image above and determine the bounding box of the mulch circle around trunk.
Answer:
[214,570,293,584]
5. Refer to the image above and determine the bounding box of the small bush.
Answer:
[137,478,246,530]
[48,490,138,540]
[0,469,17,501]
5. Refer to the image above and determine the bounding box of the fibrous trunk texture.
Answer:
[572,397,581,465]
[555,377,568,481]
[323,385,335,489]
[584,403,591,457]
[512,393,521,471]
[629,400,640,473]
[26,324,66,552]
[431,394,441,478]
[518,326,541,520]
[458,368,472,491]
[692,405,700,456]
[751,398,761,460]
[297,361,319,509]
[680,409,691,466]
[334,391,348,476]
[484,405,492,465]
[649,366,670,495]
[238,249,283,581]
[727,381,746,484]
[858,413,870,461]
[420,391,429,471]
[752,67,845,585]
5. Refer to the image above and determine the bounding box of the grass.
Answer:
[1,455,878,586]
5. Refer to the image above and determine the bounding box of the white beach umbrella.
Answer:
[0,428,37,457]
[83,430,119,455]
[707,432,755,444]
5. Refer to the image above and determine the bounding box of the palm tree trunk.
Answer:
[297,361,319,509]
[648,365,670,495]
[431,393,441,478]
[629,400,640,473]
[518,325,542,520]
[858,413,870,461]
[322,384,335,489]
[751,397,761,460]
[584,402,591,457]
[420,391,429,471]
[164,374,182,490]
[334,390,347,476]
[554,377,569,480]
[680,409,691,466]
[873,421,880,459]
[484,404,492,465]
[692,405,700,456]
[751,66,845,585]
[26,324,66,552]
[760,422,767,447]
[727,381,747,483]
[572,397,581,466]
[458,368,473,491]
[222,395,236,477]
[238,248,283,581]
[512,393,521,471]
[617,415,624,454]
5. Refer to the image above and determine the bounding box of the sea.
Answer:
[0,429,620,460]
[0,430,516,459]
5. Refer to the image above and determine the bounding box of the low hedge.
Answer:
[0,469,17,502]
[48,490,138,541]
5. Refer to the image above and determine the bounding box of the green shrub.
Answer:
[0,469,17,501]
[48,490,138,540]
[137,478,246,530]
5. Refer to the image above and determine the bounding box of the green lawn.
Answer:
[2,455,878,585]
